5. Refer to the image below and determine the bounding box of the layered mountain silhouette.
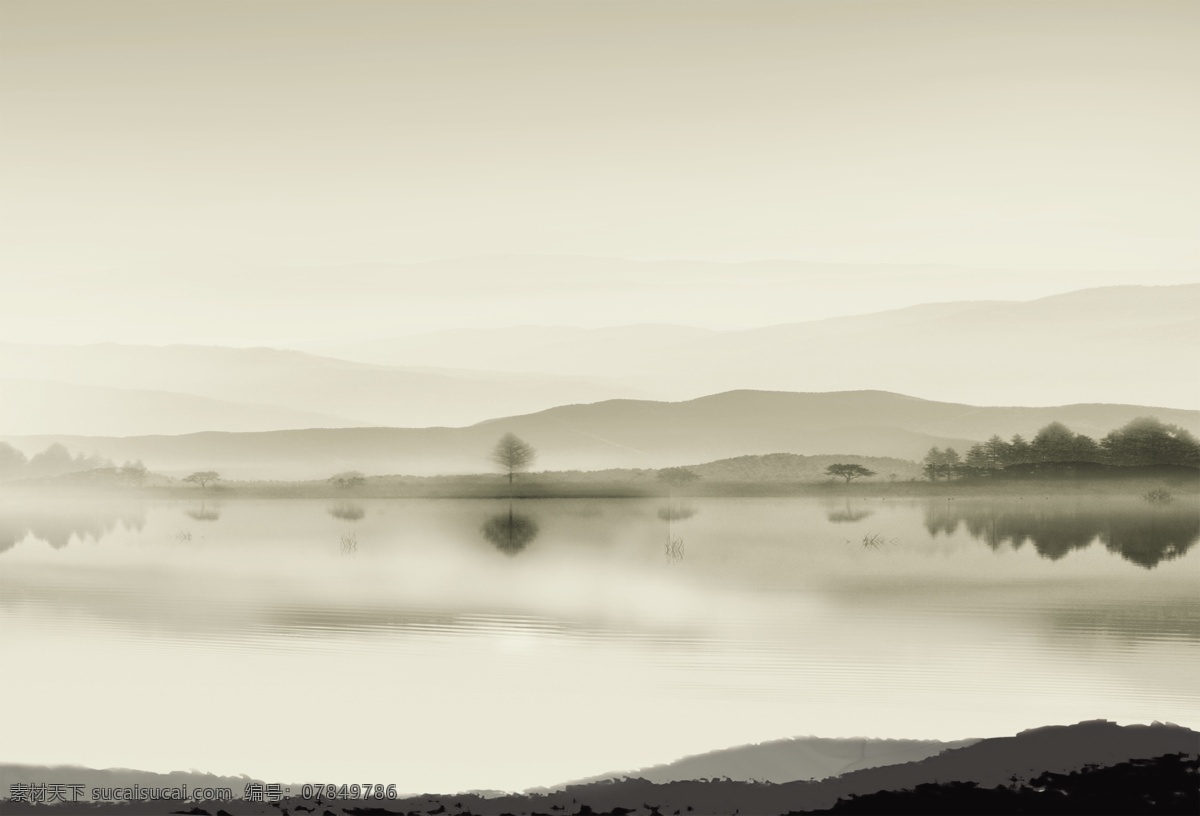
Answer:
[0,344,637,434]
[5,390,1197,479]
[2,722,1195,814]
[2,284,1196,438]
[0,378,363,437]
[325,283,1200,409]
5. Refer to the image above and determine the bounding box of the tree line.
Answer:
[0,442,146,484]
[7,417,1194,490]
[922,416,1200,480]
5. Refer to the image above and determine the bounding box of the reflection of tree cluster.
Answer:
[481,504,539,555]
[328,502,365,521]
[0,506,147,553]
[923,500,1199,568]
[656,503,698,522]
[186,503,221,521]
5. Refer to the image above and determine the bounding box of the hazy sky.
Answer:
[2,1,1198,343]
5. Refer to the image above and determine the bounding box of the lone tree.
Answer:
[183,471,221,490]
[491,433,536,484]
[825,463,876,483]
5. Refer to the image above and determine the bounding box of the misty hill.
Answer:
[327,284,1200,410]
[540,454,923,483]
[4,390,1196,480]
[5,284,1195,439]
[328,322,722,372]
[7,721,1187,815]
[551,736,979,789]
[365,721,1200,814]
[83,256,1095,349]
[0,765,266,801]
[0,378,365,436]
[0,343,640,434]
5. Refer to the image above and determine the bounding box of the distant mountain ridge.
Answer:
[0,378,365,436]
[1,284,1195,438]
[0,342,640,434]
[322,283,1200,409]
[4,390,1195,480]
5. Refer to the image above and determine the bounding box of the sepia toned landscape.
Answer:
[1,1,1198,814]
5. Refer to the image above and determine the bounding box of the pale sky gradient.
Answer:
[1,0,1198,344]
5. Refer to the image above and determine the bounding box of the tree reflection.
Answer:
[186,502,221,522]
[923,499,1198,568]
[481,502,539,556]
[656,503,698,522]
[1103,512,1200,569]
[328,502,365,521]
[658,501,698,562]
[0,504,146,552]
[826,500,874,524]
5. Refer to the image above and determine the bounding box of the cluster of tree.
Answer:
[0,442,147,484]
[657,467,700,488]
[924,417,1200,480]
[1,506,149,553]
[328,470,366,489]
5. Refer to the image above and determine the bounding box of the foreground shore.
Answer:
[3,723,1197,816]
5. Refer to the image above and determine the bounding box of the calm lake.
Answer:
[1,494,1198,793]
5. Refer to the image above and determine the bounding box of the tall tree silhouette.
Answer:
[491,433,537,485]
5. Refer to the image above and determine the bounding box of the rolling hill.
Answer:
[550,735,980,788]
[3,721,1189,814]
[0,378,363,436]
[4,284,1194,440]
[0,343,640,434]
[4,390,1195,480]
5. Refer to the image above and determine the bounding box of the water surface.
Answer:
[2,494,1197,793]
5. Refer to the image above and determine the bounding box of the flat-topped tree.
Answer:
[491,433,536,485]
[183,471,221,490]
[825,463,876,483]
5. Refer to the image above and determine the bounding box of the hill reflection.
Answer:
[923,499,1198,568]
